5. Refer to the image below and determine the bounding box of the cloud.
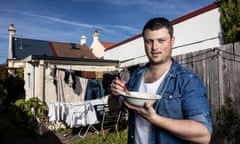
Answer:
[1,8,139,37]
[1,9,93,28]
[102,24,141,35]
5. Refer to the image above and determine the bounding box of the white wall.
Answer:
[173,8,222,56]
[44,67,57,104]
[24,62,59,103]
[104,6,222,68]
[24,62,38,99]
[104,37,148,67]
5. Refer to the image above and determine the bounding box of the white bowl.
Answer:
[122,91,161,107]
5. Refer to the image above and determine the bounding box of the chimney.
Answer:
[8,24,16,59]
[93,30,99,40]
[80,35,86,45]
[90,30,105,58]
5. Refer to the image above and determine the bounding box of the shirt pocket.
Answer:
[155,92,184,119]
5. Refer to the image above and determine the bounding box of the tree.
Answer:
[0,64,7,81]
[0,64,8,104]
[220,0,240,43]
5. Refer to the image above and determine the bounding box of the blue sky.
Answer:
[0,0,215,64]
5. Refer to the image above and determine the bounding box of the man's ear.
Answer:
[171,36,175,46]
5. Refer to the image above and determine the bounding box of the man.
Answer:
[109,17,212,144]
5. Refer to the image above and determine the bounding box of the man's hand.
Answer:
[124,100,157,123]
[111,77,126,96]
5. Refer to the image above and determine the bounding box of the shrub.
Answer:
[0,83,8,104]
[216,96,240,143]
[12,97,48,135]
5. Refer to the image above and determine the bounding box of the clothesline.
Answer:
[48,96,109,128]
[49,64,121,72]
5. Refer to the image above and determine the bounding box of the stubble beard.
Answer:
[148,53,171,66]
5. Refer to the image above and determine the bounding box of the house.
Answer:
[90,30,116,58]
[7,24,120,103]
[104,2,223,68]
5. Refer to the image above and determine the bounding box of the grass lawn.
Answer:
[70,128,128,144]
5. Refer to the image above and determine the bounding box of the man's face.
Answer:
[143,28,174,65]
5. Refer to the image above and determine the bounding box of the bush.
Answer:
[216,96,240,143]
[0,64,8,105]
[0,83,8,104]
[3,70,25,106]
[12,97,48,135]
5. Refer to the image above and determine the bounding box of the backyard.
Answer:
[0,104,128,144]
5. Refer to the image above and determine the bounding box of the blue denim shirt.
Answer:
[126,59,212,144]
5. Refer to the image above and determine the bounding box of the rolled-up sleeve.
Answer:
[183,74,213,133]
[189,112,213,133]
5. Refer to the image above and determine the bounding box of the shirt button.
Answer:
[169,95,173,99]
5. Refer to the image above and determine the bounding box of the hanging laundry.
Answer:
[68,73,73,88]
[56,70,87,103]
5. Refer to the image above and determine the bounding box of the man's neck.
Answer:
[145,59,172,83]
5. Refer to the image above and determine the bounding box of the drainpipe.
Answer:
[39,60,45,102]
[32,63,36,98]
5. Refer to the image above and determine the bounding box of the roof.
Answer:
[171,2,220,25]
[24,55,119,66]
[24,55,120,71]
[12,37,96,60]
[105,2,220,51]
[49,41,96,58]
[100,41,116,50]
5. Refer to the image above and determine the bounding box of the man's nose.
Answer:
[152,40,159,49]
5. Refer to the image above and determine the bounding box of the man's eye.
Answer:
[144,39,152,44]
[158,39,165,43]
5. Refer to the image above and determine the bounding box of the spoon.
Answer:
[122,85,131,96]
[116,77,131,96]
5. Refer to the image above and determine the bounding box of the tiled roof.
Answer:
[49,42,96,58]
[100,41,116,50]
[13,37,96,60]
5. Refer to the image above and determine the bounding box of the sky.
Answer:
[0,0,216,64]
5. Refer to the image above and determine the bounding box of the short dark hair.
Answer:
[142,17,173,38]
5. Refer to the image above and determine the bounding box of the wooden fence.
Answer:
[174,42,240,142]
